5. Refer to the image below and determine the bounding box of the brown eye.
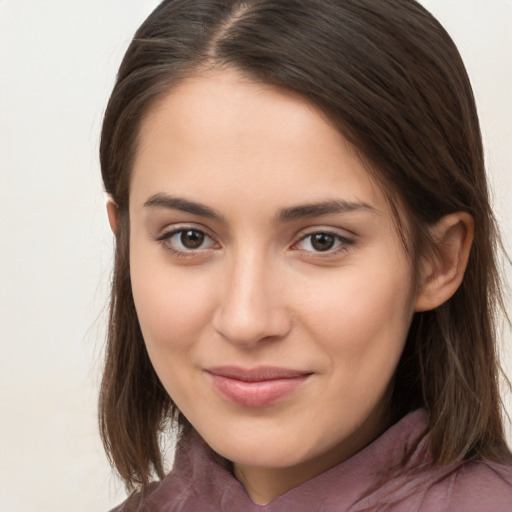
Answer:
[294,231,354,255]
[311,233,335,251]
[157,227,216,254]
[180,230,205,249]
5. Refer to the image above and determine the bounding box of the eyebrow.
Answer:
[143,193,225,221]
[277,200,377,222]
[143,193,377,223]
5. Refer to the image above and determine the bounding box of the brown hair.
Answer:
[99,0,511,489]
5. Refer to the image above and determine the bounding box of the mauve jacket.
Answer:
[110,410,512,511]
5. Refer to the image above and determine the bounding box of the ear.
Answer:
[415,212,474,312]
[106,199,119,235]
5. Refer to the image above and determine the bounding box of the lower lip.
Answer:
[207,373,310,408]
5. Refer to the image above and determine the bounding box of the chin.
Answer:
[192,414,333,470]
[216,438,311,469]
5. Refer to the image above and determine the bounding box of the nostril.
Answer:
[212,294,292,346]
[212,258,292,346]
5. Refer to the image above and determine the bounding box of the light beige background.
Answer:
[0,1,510,510]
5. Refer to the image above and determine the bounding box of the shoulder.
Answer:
[444,460,512,511]
[372,459,512,512]
[405,459,512,512]
[108,482,161,512]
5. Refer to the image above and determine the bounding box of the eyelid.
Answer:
[156,222,216,240]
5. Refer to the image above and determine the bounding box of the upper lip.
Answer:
[205,366,312,382]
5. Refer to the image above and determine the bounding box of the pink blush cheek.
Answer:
[131,270,216,352]
[299,274,412,360]
[131,272,216,410]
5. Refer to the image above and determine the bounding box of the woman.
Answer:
[99,0,512,510]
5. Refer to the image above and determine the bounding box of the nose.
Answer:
[212,250,292,347]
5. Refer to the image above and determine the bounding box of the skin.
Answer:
[114,69,473,504]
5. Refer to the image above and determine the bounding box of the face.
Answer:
[128,69,419,499]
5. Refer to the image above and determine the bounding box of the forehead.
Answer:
[130,69,388,216]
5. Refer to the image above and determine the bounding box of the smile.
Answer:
[205,366,312,408]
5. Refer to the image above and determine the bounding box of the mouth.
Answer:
[204,366,312,408]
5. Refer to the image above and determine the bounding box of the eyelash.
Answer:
[156,226,217,257]
[292,230,355,256]
[156,227,355,258]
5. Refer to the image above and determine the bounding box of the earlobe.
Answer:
[415,212,474,312]
[106,199,119,235]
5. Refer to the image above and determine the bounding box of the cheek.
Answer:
[129,250,216,355]
[297,259,414,366]
[130,259,219,409]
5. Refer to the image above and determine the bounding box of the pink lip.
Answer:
[205,366,312,408]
